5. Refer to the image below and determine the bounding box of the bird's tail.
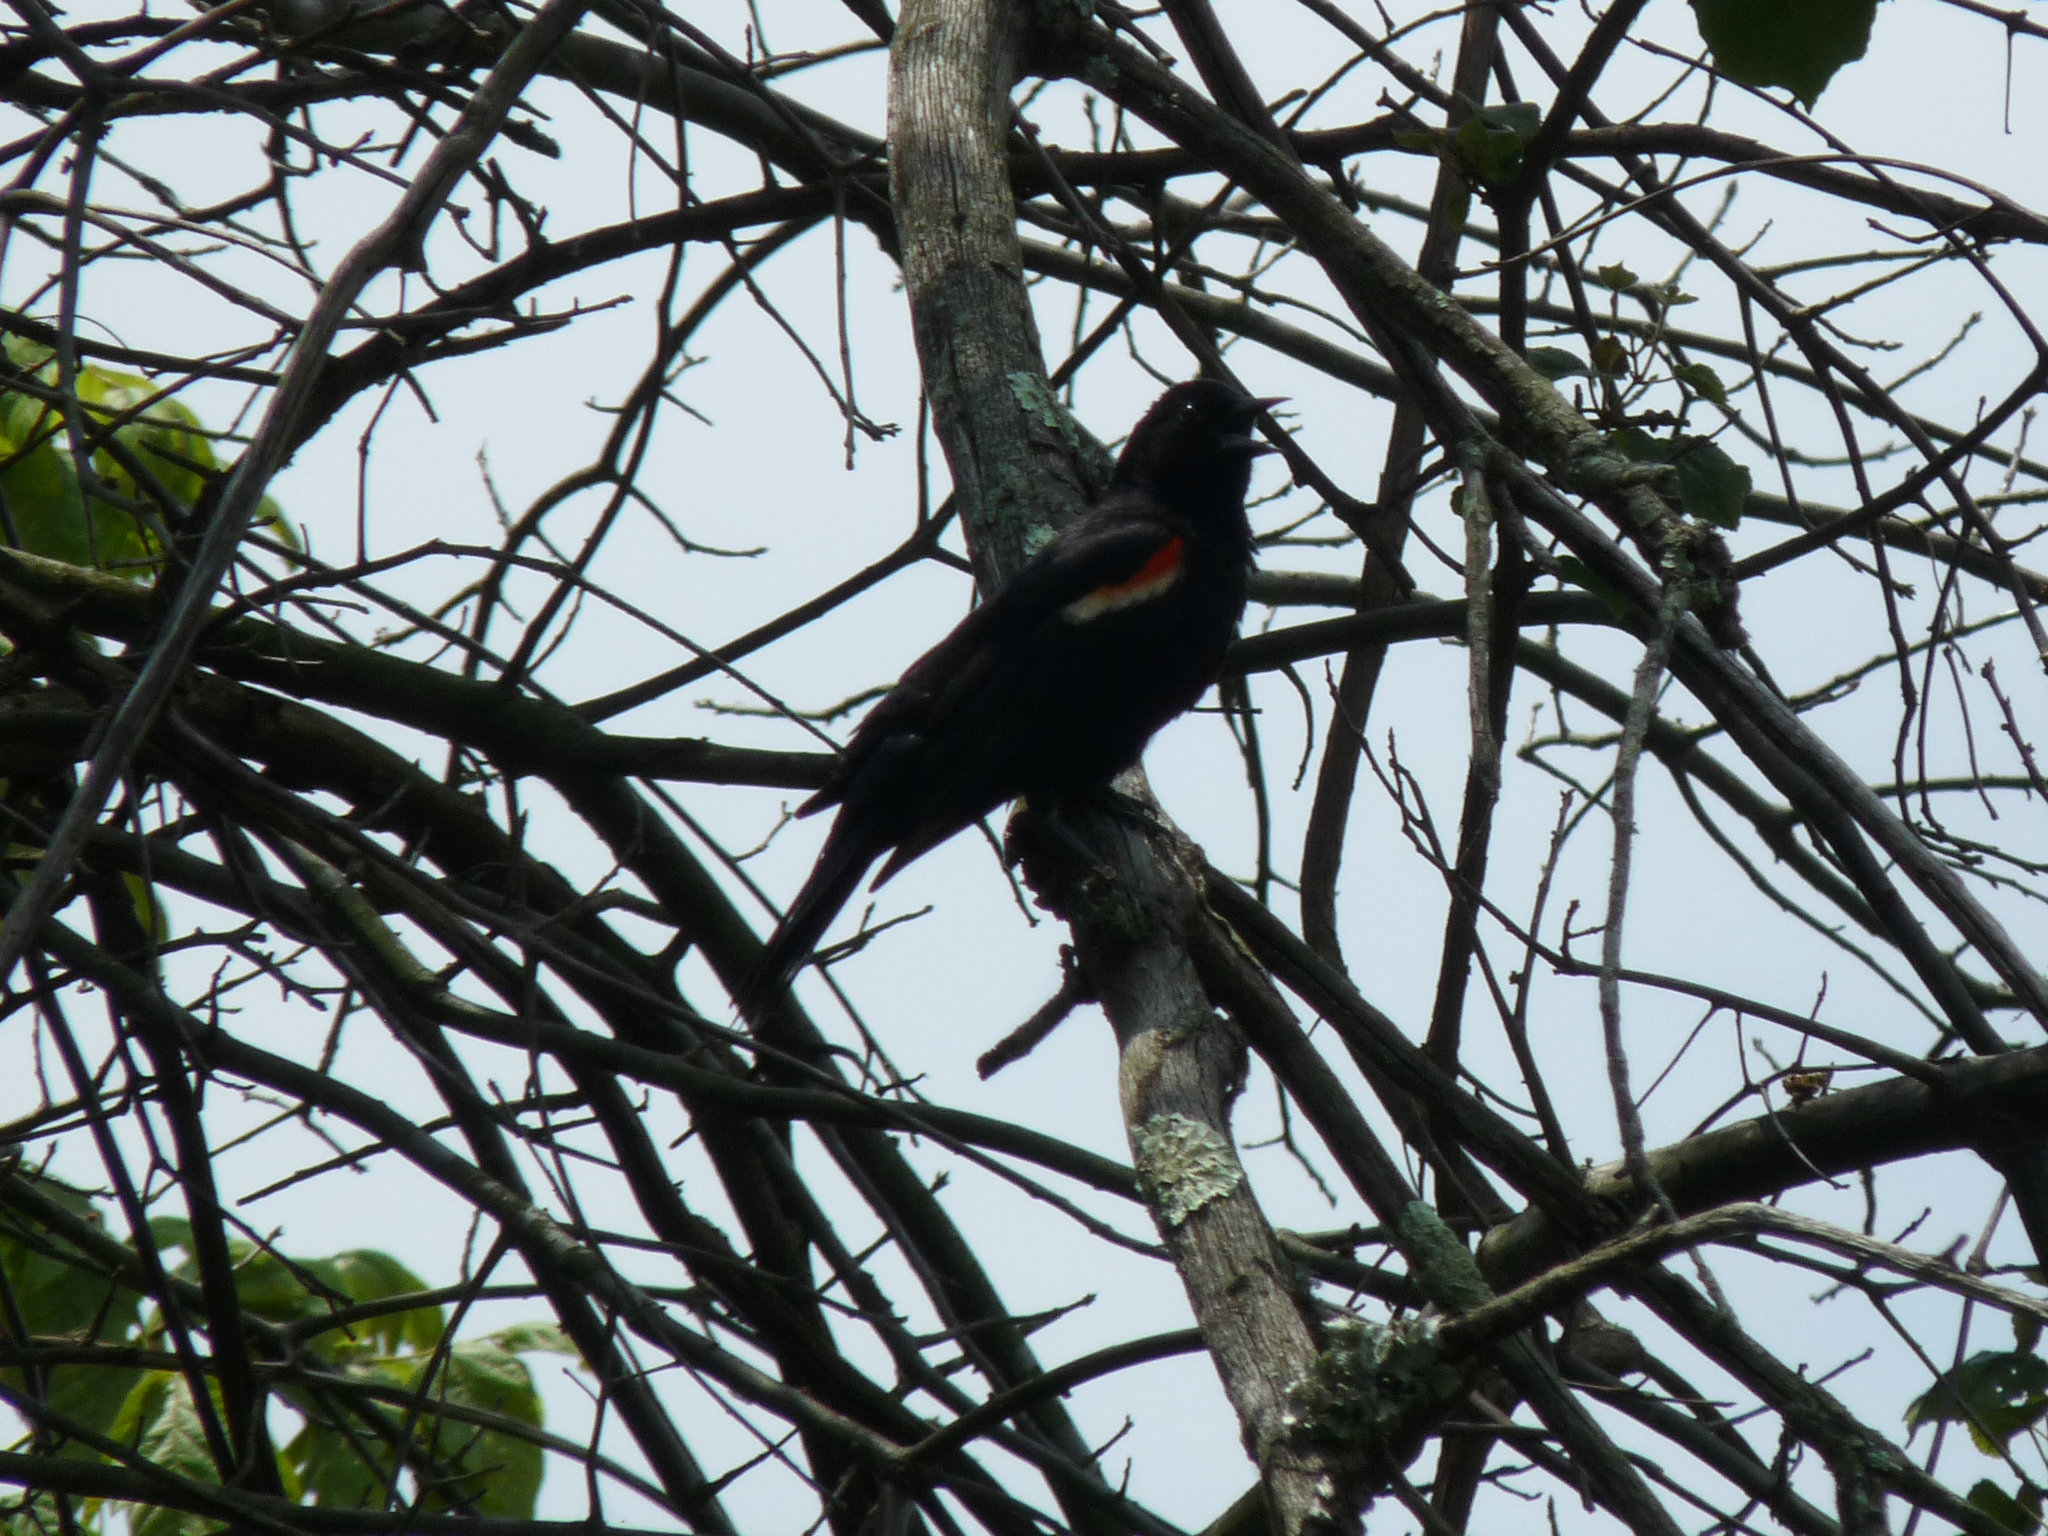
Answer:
[737,825,874,1019]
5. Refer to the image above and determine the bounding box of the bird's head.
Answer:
[1110,378,1283,515]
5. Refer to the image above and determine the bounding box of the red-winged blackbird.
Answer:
[744,378,1278,1006]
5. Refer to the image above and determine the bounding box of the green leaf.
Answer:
[411,1335,547,1517]
[282,1318,567,1514]
[1969,1480,2044,1536]
[219,1243,327,1324]
[1673,361,1728,407]
[0,1172,147,1447]
[1554,557,1630,622]
[75,364,220,520]
[1589,336,1631,377]
[1525,346,1589,381]
[174,1239,439,1350]
[1,340,158,576]
[1,332,292,578]
[4,1490,74,1536]
[43,1349,145,1458]
[110,1373,226,1536]
[1441,178,1471,238]
[1670,438,1752,529]
[1907,1350,2048,1452]
[1610,426,1671,465]
[255,494,302,555]
[1594,263,1638,292]
[487,1322,578,1358]
[1690,0,1880,107]
[1475,101,1542,139]
[298,1249,442,1357]
[2,1176,563,1524]
[0,1175,135,1337]
[286,1412,397,1510]
[1606,429,1749,528]
[1453,114,1523,185]
[1630,280,1698,311]
[124,870,170,947]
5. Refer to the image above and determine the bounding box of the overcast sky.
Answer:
[6,0,2048,1528]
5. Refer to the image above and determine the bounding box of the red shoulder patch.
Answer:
[1061,536,1185,624]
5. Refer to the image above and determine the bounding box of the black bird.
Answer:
[745,378,1278,1007]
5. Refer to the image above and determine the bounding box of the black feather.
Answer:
[741,378,1276,1011]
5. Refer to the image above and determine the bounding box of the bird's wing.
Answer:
[983,511,1194,635]
[799,513,1183,814]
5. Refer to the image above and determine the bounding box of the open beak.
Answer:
[1223,396,1289,456]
